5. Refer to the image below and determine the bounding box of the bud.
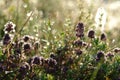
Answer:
[88,30,95,38]
[100,33,106,41]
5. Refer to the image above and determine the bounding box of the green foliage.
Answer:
[0,0,120,80]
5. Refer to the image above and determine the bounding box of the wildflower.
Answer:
[23,35,30,42]
[95,7,107,32]
[106,52,114,60]
[18,62,30,79]
[50,53,56,59]
[47,58,57,67]
[23,43,32,53]
[32,56,44,65]
[3,34,11,45]
[88,30,95,38]
[113,48,120,53]
[74,39,83,47]
[106,52,114,58]
[96,51,105,61]
[100,33,106,41]
[14,48,21,54]
[75,22,84,38]
[19,62,30,74]
[83,42,87,47]
[4,21,16,33]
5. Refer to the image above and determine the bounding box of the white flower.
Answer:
[95,7,107,32]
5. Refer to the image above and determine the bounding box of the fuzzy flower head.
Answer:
[95,7,107,32]
[23,43,32,53]
[4,21,16,33]
[32,56,44,65]
[75,22,84,38]
[2,34,14,45]
[23,35,31,42]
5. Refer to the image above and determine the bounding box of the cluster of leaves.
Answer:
[0,20,120,80]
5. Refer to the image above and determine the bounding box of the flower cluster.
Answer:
[0,21,120,80]
[75,22,84,38]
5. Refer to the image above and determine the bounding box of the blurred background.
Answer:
[0,0,120,46]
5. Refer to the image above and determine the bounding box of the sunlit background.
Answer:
[0,0,120,45]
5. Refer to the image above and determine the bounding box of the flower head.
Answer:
[4,21,16,33]
[3,34,11,45]
[75,22,84,38]
[74,39,83,47]
[100,33,107,41]
[23,43,32,53]
[32,56,44,65]
[88,30,95,38]
[23,35,31,42]
[113,48,120,53]
[19,62,30,74]
[96,51,105,61]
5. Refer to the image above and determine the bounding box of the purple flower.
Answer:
[23,35,30,42]
[32,56,44,65]
[75,22,84,38]
[3,34,11,45]
[100,33,106,41]
[4,21,16,33]
[88,30,95,38]
[23,43,32,53]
